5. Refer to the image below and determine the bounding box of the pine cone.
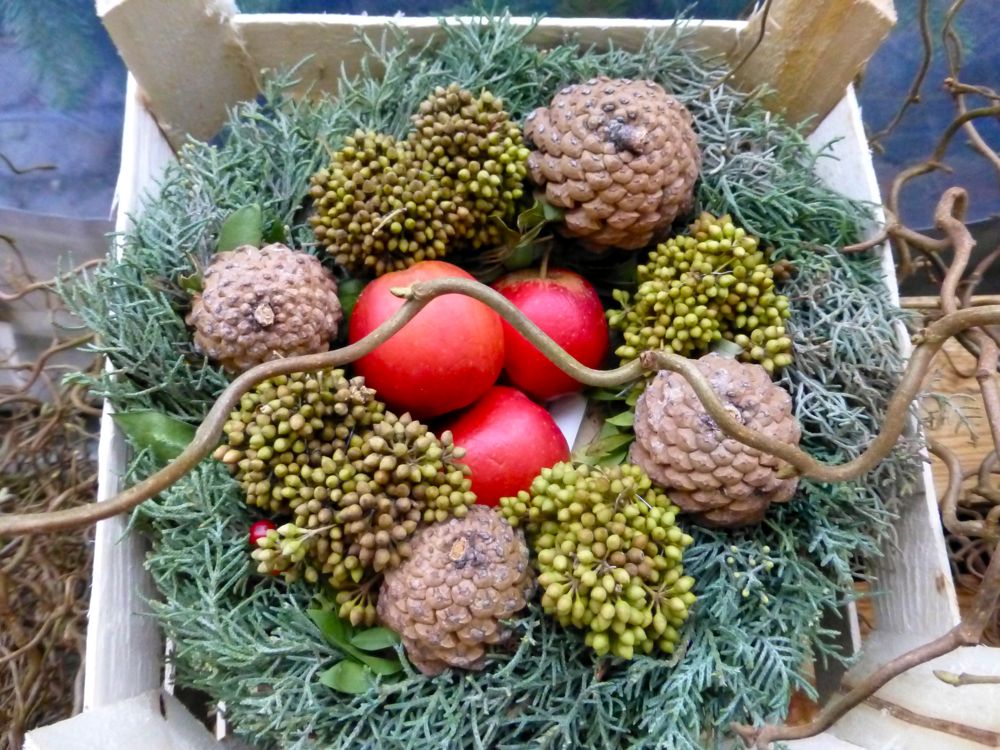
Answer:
[187,244,341,373]
[524,77,700,252]
[377,506,532,676]
[630,353,801,528]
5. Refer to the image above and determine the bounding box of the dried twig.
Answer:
[934,670,1000,687]
[4,230,1000,537]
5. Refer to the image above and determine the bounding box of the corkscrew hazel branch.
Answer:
[1,262,998,537]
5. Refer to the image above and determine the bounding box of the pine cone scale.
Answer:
[630,353,801,528]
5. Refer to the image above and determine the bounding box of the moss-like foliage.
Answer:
[64,12,921,749]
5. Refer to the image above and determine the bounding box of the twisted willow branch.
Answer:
[2,275,1000,537]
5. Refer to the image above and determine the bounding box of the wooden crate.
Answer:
[79,1,1000,747]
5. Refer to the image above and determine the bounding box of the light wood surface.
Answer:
[728,0,896,127]
[97,0,894,149]
[922,337,991,499]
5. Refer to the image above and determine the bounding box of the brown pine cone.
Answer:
[186,243,341,373]
[630,353,801,527]
[376,506,532,676]
[524,77,700,252]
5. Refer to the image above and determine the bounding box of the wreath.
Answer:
[66,13,920,749]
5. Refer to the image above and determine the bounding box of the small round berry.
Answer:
[249,519,276,548]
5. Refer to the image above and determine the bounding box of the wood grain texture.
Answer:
[82,76,173,712]
[233,16,741,100]
[729,0,896,129]
[98,0,258,149]
[924,338,990,499]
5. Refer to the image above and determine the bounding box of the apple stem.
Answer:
[540,247,551,279]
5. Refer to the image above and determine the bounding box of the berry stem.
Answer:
[539,247,551,280]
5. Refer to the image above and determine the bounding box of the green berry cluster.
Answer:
[607,212,793,374]
[410,84,529,251]
[215,370,475,625]
[214,370,385,512]
[309,84,529,276]
[499,462,696,660]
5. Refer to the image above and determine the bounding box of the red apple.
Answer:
[443,386,570,506]
[349,261,504,418]
[493,268,608,401]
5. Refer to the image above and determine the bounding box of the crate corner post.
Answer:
[728,0,896,130]
[96,0,258,149]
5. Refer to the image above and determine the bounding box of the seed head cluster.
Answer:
[500,462,695,659]
[309,84,529,276]
[213,369,474,625]
[608,213,793,374]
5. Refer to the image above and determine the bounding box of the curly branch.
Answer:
[733,522,1000,747]
[3,265,1000,537]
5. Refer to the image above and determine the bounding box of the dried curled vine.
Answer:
[0,242,99,747]
[0,258,996,539]
[733,186,1000,748]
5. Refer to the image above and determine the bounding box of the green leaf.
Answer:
[350,627,400,651]
[598,420,623,440]
[354,653,403,675]
[337,278,366,320]
[540,198,564,223]
[599,446,631,466]
[177,272,203,294]
[516,200,545,232]
[217,204,263,252]
[308,609,402,674]
[587,433,634,455]
[502,243,537,271]
[112,410,195,463]
[307,608,354,651]
[262,217,287,244]
[517,195,563,232]
[604,411,635,428]
[319,660,375,694]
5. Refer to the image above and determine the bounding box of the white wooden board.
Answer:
[83,75,172,711]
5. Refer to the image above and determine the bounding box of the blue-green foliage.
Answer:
[64,13,920,749]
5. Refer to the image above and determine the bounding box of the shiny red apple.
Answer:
[349,261,504,419]
[443,386,570,506]
[493,268,608,401]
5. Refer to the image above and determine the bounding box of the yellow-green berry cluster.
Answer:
[499,462,695,659]
[215,370,475,625]
[309,84,529,275]
[608,212,793,374]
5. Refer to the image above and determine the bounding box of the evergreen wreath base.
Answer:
[66,13,922,749]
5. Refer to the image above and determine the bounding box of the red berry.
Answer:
[249,519,276,547]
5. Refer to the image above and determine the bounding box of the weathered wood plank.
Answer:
[97,0,258,149]
[82,76,173,711]
[729,0,896,129]
[233,15,741,99]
